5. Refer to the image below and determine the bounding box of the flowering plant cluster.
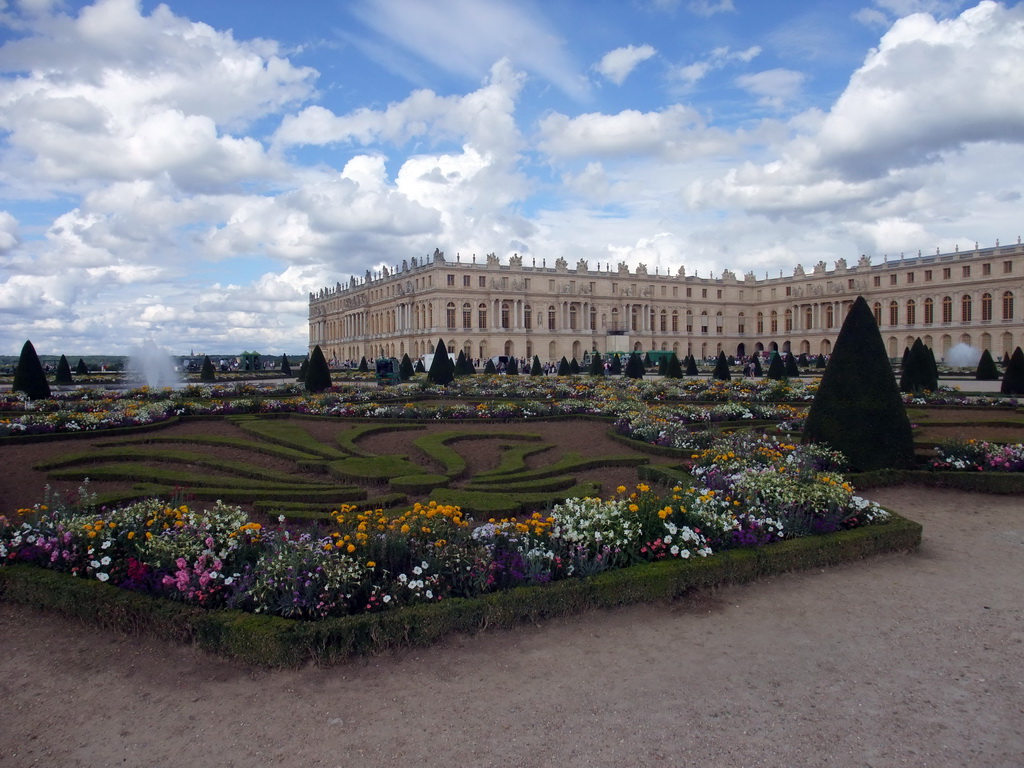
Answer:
[930,438,1024,472]
[1,428,893,620]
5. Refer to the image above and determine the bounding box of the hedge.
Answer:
[0,512,922,668]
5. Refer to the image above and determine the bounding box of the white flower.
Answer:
[101,540,112,550]
[383,594,392,603]
[96,573,109,582]
[90,560,100,568]
[100,556,111,566]
[412,566,423,576]
[670,545,680,556]
[426,589,434,599]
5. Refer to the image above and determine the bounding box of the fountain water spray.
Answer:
[944,342,981,367]
[128,340,180,387]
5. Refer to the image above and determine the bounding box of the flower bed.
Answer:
[930,438,1024,472]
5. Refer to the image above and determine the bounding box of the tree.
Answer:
[455,350,470,376]
[1000,347,1024,395]
[900,338,938,393]
[556,356,571,376]
[802,296,915,471]
[506,356,519,375]
[712,351,731,381]
[798,352,809,367]
[75,358,89,375]
[624,352,645,379]
[483,358,497,374]
[766,353,786,380]
[815,354,826,369]
[427,338,454,386]
[280,354,292,376]
[753,355,763,376]
[414,359,425,374]
[784,352,800,378]
[610,354,623,375]
[304,345,333,392]
[200,355,216,382]
[358,356,369,373]
[13,340,50,400]
[399,353,414,381]
[665,353,683,379]
[530,355,542,376]
[589,352,604,376]
[569,357,580,375]
[657,355,668,376]
[297,357,308,381]
[54,354,73,385]
[975,349,1000,381]
[685,355,698,377]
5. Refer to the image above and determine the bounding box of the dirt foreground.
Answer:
[1,486,1022,768]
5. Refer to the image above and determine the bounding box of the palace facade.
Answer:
[309,241,1024,365]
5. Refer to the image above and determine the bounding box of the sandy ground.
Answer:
[1,485,1021,768]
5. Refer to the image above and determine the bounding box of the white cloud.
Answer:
[275,59,524,157]
[735,68,806,109]
[671,45,761,87]
[688,0,735,16]
[349,0,587,100]
[0,211,19,251]
[538,105,707,158]
[595,45,657,86]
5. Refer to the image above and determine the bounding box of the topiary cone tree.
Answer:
[13,340,51,400]
[665,353,683,379]
[766,352,786,380]
[685,354,698,376]
[304,345,333,392]
[1000,347,1024,395]
[358,356,369,373]
[200,355,216,382]
[802,296,915,471]
[712,351,731,381]
[75,358,89,375]
[506,356,519,375]
[624,352,645,379]
[589,352,603,376]
[427,338,454,386]
[557,356,571,376]
[975,349,999,381]
[54,354,73,385]
[279,354,292,376]
[399,353,414,380]
[531,355,542,376]
[784,352,800,378]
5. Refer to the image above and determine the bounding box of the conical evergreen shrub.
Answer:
[1000,347,1024,395]
[589,352,603,376]
[76,358,89,375]
[427,339,454,385]
[926,346,939,389]
[414,359,425,374]
[358,356,369,373]
[753,355,763,376]
[200,355,216,382]
[557,356,571,376]
[484,358,497,374]
[657,356,667,376]
[531,355,542,376]
[975,349,999,381]
[455,350,470,376]
[13,340,50,400]
[297,358,308,380]
[507,356,519,375]
[280,354,292,376]
[802,296,914,471]
[665,353,683,379]
[798,353,809,367]
[304,345,333,392]
[624,352,645,379]
[685,355,698,376]
[784,352,800,378]
[712,351,731,381]
[815,354,825,369]
[766,353,786,380]
[400,353,414,380]
[569,357,580,375]
[610,354,623,375]
[54,354,73,385]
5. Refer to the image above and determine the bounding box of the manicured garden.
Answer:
[3,316,1023,665]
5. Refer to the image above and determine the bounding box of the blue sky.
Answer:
[1,0,1022,354]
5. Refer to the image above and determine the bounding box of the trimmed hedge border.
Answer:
[0,512,921,668]
[849,469,1024,495]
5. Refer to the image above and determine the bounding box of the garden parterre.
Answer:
[1,432,894,621]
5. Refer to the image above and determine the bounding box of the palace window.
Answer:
[524,304,532,330]
[686,310,693,333]
[981,293,992,322]
[924,298,934,325]
[569,305,578,330]
[872,302,882,325]
[889,301,898,326]
[463,275,470,287]
[906,299,916,325]
[478,303,487,329]
[462,302,471,329]
[446,302,456,329]
[942,296,953,323]
[962,266,971,278]
[1003,291,1014,320]
[660,309,667,332]
[757,312,764,333]
[737,312,745,334]
[502,302,511,329]
[447,274,455,286]
[548,305,556,330]
[671,310,678,332]
[784,309,793,332]
[770,310,778,334]
[825,305,834,329]
[961,295,972,322]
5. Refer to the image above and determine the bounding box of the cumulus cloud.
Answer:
[735,68,806,109]
[538,105,707,158]
[688,0,735,16]
[0,211,19,251]
[595,44,657,85]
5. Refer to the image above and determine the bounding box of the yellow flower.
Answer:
[367,561,376,568]
[346,543,356,553]
[616,485,627,494]
[628,504,639,513]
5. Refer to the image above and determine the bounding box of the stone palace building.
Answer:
[309,240,1024,365]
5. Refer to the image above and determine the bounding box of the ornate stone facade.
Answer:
[309,242,1024,363]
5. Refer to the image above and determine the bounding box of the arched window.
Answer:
[660,309,667,332]
[981,293,992,322]
[630,306,639,331]
[1003,291,1014,320]
[906,299,916,325]
[716,311,724,334]
[501,302,511,329]
[671,310,678,332]
[478,303,487,329]
[804,306,812,330]
[942,296,952,324]
[524,304,532,330]
[961,295,972,323]
[686,310,693,332]
[784,309,793,332]
[757,312,764,333]
[770,310,779,333]
[547,305,556,330]
[737,312,746,333]
[569,304,578,330]
[590,306,597,331]
[889,300,898,326]
[924,298,934,325]
[825,305,834,329]
[462,302,472,329]
[872,302,882,325]
[700,310,709,334]
[446,302,456,330]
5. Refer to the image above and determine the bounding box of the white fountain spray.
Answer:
[944,342,981,367]
[128,340,180,388]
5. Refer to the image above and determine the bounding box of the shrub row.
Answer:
[0,512,922,667]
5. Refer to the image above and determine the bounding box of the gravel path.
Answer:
[1,486,1021,767]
